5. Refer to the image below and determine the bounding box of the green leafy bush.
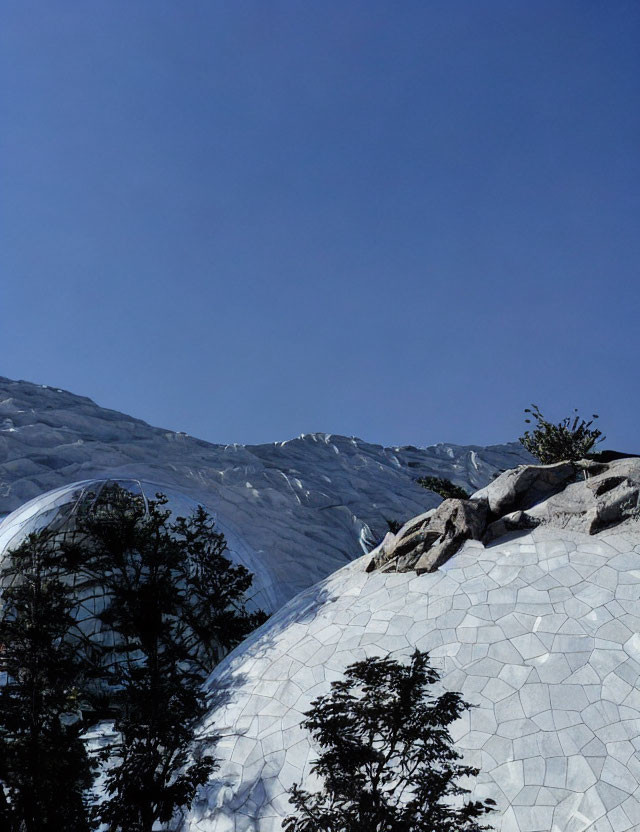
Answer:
[416,476,469,500]
[519,404,604,463]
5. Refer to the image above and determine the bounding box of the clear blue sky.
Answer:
[2,1,639,451]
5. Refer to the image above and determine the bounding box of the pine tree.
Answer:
[284,649,495,832]
[59,484,267,832]
[0,530,95,832]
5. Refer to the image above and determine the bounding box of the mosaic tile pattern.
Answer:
[185,526,640,832]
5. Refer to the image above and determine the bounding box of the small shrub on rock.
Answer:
[416,476,470,500]
[519,404,604,464]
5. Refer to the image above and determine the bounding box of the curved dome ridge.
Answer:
[185,524,640,832]
[0,478,277,613]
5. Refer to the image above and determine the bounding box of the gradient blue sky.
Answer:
[2,1,639,450]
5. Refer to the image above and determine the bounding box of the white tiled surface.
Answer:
[186,526,640,832]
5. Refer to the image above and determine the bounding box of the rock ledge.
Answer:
[368,457,640,574]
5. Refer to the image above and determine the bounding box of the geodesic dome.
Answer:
[0,478,277,614]
[185,525,640,832]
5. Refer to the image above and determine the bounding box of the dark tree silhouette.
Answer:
[284,649,495,832]
[0,530,95,832]
[416,476,470,501]
[57,484,267,832]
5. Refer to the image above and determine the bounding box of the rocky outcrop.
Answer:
[369,457,640,573]
[484,457,640,540]
[472,460,578,516]
[367,498,487,574]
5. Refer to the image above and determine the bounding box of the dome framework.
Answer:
[0,478,277,613]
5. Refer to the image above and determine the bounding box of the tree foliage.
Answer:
[284,649,494,832]
[0,484,267,832]
[56,484,267,832]
[385,519,403,535]
[0,531,95,832]
[417,476,470,500]
[518,404,604,464]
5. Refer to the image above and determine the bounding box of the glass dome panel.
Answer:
[0,478,277,613]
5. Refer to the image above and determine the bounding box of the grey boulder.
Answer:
[471,460,577,516]
[369,457,640,574]
[367,499,487,574]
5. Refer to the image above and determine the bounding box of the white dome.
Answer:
[185,525,640,832]
[0,478,277,613]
